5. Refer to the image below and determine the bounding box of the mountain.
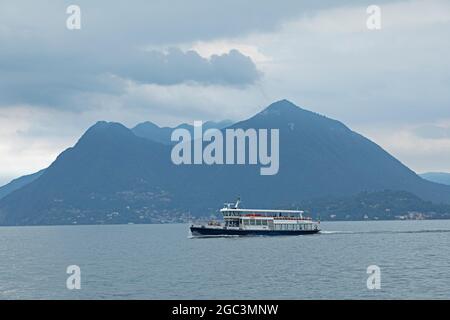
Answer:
[186,99,450,206]
[0,169,45,200]
[420,172,450,186]
[1,100,450,225]
[132,120,233,144]
[0,122,184,225]
[0,119,232,199]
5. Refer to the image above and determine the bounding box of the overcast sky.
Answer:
[1,0,450,185]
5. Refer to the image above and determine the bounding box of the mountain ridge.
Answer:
[132,119,233,145]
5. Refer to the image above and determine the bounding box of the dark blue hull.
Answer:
[190,226,320,237]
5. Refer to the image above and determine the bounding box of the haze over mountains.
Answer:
[420,172,450,186]
[1,100,450,225]
[0,169,44,200]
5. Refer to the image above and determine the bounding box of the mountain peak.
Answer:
[263,99,302,113]
[89,120,127,130]
[133,121,160,131]
[85,121,132,135]
[77,121,136,147]
[256,99,312,120]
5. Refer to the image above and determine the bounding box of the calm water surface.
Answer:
[1,220,449,299]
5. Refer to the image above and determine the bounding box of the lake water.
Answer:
[0,220,449,299]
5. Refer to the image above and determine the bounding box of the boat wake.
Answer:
[319,230,355,235]
[320,229,450,236]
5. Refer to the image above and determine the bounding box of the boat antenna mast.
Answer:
[234,196,241,209]
[295,205,303,219]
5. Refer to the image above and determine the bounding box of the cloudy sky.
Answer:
[1,0,450,185]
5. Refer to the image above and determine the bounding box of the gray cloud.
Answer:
[1,1,389,46]
[1,0,278,108]
[0,70,127,107]
[119,48,261,86]
[0,0,397,108]
[0,46,261,107]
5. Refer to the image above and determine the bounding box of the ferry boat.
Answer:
[190,199,320,236]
